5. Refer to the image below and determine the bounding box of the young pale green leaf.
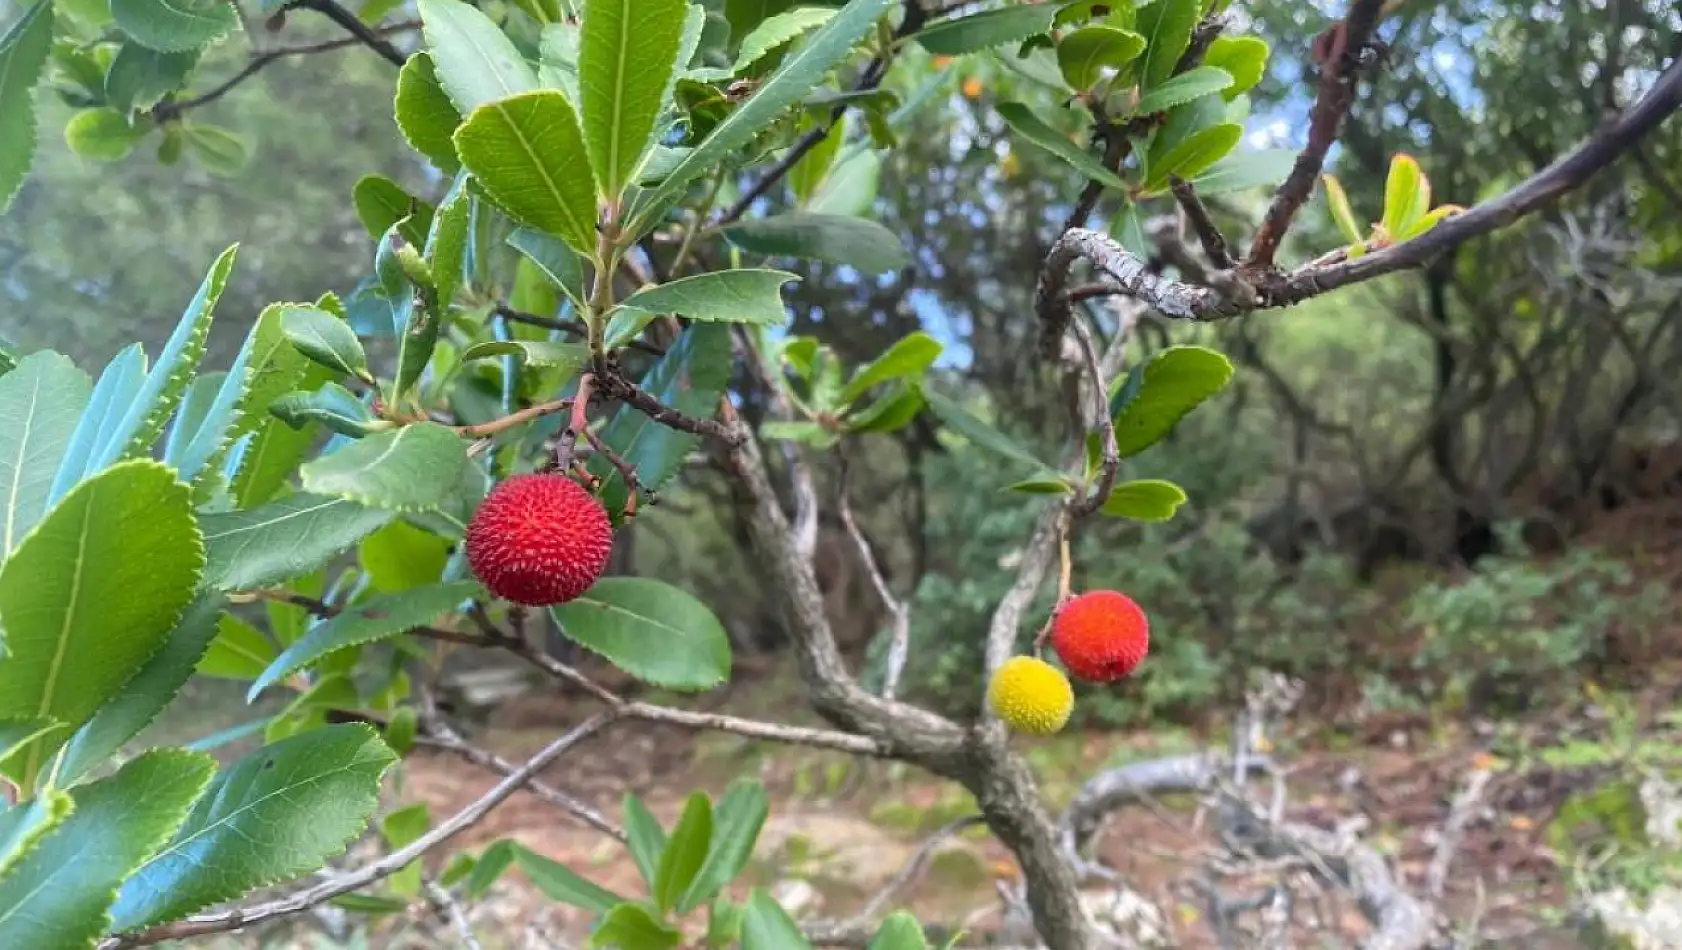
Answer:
[381,802,430,896]
[1131,65,1231,116]
[395,52,463,174]
[677,778,769,913]
[721,212,909,275]
[1056,24,1145,91]
[511,842,626,912]
[196,612,279,680]
[271,383,385,438]
[109,0,237,52]
[552,578,731,691]
[248,581,480,699]
[359,519,451,593]
[617,269,799,326]
[868,912,930,950]
[1006,475,1076,495]
[913,3,1055,55]
[1099,478,1188,521]
[508,226,589,309]
[199,492,394,591]
[761,420,840,449]
[787,116,842,202]
[55,593,226,785]
[0,749,215,950]
[1321,173,1364,244]
[65,108,149,161]
[418,0,538,113]
[839,330,941,404]
[923,388,1051,474]
[104,42,198,113]
[808,147,881,216]
[0,1,52,214]
[654,792,711,911]
[623,793,666,888]
[1202,34,1267,100]
[1189,147,1297,196]
[354,174,433,245]
[1381,152,1428,240]
[0,351,91,556]
[300,422,470,512]
[0,460,202,789]
[628,0,896,236]
[1134,0,1199,89]
[1108,345,1234,458]
[0,789,71,881]
[589,902,681,949]
[108,724,398,932]
[741,888,814,949]
[578,0,687,198]
[733,6,834,72]
[460,340,591,377]
[1396,203,1463,242]
[1144,122,1241,191]
[845,382,923,434]
[455,91,601,256]
[183,123,249,176]
[996,102,1127,192]
[281,305,372,380]
[384,706,419,757]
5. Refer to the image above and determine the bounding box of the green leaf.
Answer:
[0,749,215,950]
[1134,0,1198,89]
[182,123,248,176]
[868,912,930,949]
[64,107,148,160]
[46,345,145,502]
[249,581,479,698]
[840,330,941,404]
[1145,121,1241,190]
[460,340,590,378]
[653,792,711,911]
[741,888,813,950]
[271,383,385,438]
[760,420,839,449]
[552,578,731,691]
[629,0,895,236]
[300,422,470,512]
[55,593,225,785]
[354,174,433,246]
[331,893,412,914]
[1132,65,1231,115]
[109,0,237,52]
[0,1,52,214]
[455,90,601,257]
[359,519,451,593]
[721,213,909,275]
[0,790,71,881]
[623,793,666,888]
[578,0,687,198]
[196,612,278,680]
[425,180,473,311]
[590,902,681,949]
[913,4,1055,55]
[1108,345,1234,459]
[104,42,198,113]
[678,779,768,913]
[1006,475,1075,495]
[281,305,371,380]
[419,0,538,114]
[787,117,841,203]
[734,6,834,72]
[200,492,394,591]
[845,382,923,434]
[1189,147,1297,196]
[0,352,91,556]
[1111,202,1149,256]
[996,102,1126,192]
[508,226,589,309]
[108,724,398,932]
[0,718,64,769]
[1099,478,1187,521]
[163,322,260,487]
[1056,25,1145,91]
[467,840,518,899]
[513,841,626,912]
[1321,173,1364,244]
[1202,34,1266,100]
[381,802,430,896]
[923,389,1050,474]
[1381,152,1428,239]
[808,147,881,216]
[538,20,583,105]
[617,269,798,326]
[0,460,202,789]
[395,52,463,174]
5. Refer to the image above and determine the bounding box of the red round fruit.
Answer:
[1048,590,1149,683]
[466,473,613,607]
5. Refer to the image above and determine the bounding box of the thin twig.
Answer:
[599,369,744,444]
[424,878,485,950]
[294,0,408,66]
[837,451,911,700]
[1171,177,1236,270]
[454,399,572,439]
[154,21,418,119]
[1067,315,1118,516]
[495,306,666,356]
[804,816,986,945]
[1425,766,1493,899]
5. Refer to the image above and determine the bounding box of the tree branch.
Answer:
[293,0,408,66]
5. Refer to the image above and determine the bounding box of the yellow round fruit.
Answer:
[987,656,1074,735]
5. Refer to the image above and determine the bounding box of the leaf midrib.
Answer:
[2,368,44,553]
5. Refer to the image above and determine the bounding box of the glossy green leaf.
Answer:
[721,212,909,275]
[467,840,518,899]
[64,107,148,160]
[300,422,470,512]
[1134,0,1198,89]
[1111,202,1149,257]
[1006,475,1075,495]
[110,0,237,51]
[395,52,463,174]
[741,888,813,949]
[552,577,731,691]
[0,352,90,556]
[270,383,385,438]
[1099,478,1187,521]
[0,790,71,881]
[427,178,472,312]
[724,0,790,46]
[734,6,833,72]
[460,340,590,377]
[923,388,1050,473]
[839,330,941,404]
[354,174,433,246]
[996,102,1126,192]
[1108,345,1234,459]
[419,0,538,113]
[381,802,430,896]
[623,793,666,888]
[868,912,929,949]
[1145,121,1241,190]
[1202,34,1266,100]
[108,724,398,932]
[913,3,1055,55]
[787,117,841,202]
[1056,25,1144,91]
[653,792,711,911]
[508,226,589,309]
[511,841,626,912]
[678,778,768,913]
[249,581,480,698]
[0,749,215,950]
[1322,173,1364,244]
[104,42,198,113]
[1381,152,1428,239]
[578,0,687,197]
[281,305,371,380]
[618,268,798,325]
[46,344,146,503]
[808,146,881,216]
[589,901,681,949]
[456,90,600,256]
[200,492,394,591]
[0,718,64,772]
[537,20,583,105]
[196,612,278,680]
[162,320,260,486]
[56,593,225,785]
[0,1,52,214]
[0,460,202,789]
[1132,65,1231,115]
[359,519,451,593]
[1189,147,1297,196]
[845,381,923,434]
[183,123,248,176]
[384,706,418,756]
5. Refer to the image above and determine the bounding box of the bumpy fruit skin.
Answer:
[987,656,1074,735]
[466,473,613,607]
[1049,590,1149,683]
